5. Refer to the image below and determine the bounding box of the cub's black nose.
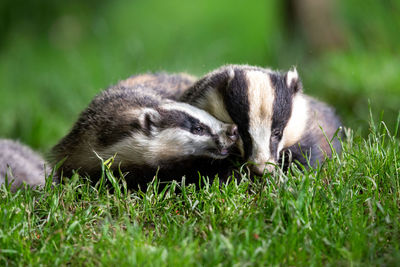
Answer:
[227,125,239,142]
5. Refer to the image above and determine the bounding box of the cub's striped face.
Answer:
[97,101,238,167]
[181,65,306,175]
[156,102,238,160]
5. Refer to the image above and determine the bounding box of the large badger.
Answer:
[0,139,51,191]
[180,65,342,175]
[50,75,239,189]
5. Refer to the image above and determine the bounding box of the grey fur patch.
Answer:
[0,139,51,191]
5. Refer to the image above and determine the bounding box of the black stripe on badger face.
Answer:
[217,69,252,158]
[157,109,215,138]
[269,70,302,161]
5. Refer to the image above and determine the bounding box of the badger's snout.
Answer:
[212,124,239,158]
[204,124,239,159]
[219,124,239,147]
[226,125,239,142]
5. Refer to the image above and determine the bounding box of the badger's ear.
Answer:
[180,66,235,103]
[285,67,303,93]
[209,66,235,90]
[138,108,161,131]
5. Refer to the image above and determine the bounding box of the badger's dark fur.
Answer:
[50,74,239,189]
[180,65,342,175]
[0,139,51,191]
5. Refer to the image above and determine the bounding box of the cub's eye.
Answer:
[272,129,282,138]
[192,125,205,135]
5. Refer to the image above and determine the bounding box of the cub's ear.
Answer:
[138,108,161,131]
[285,67,303,93]
[180,66,235,103]
[207,66,236,91]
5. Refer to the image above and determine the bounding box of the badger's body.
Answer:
[51,75,238,188]
[0,139,50,191]
[118,72,197,100]
[180,65,342,174]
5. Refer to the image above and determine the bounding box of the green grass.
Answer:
[1,118,400,266]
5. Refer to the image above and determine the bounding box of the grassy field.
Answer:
[1,0,400,265]
[1,119,400,266]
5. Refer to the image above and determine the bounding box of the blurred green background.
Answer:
[1,0,399,152]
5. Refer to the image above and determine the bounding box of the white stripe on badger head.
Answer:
[144,128,213,162]
[190,66,235,124]
[196,90,233,124]
[161,101,225,132]
[246,70,275,167]
[152,128,215,158]
[278,93,308,153]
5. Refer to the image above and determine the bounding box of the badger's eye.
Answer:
[191,125,205,135]
[272,129,282,138]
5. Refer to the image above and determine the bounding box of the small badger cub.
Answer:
[180,65,342,175]
[51,74,238,187]
[0,139,51,191]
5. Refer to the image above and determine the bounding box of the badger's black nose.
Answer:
[227,125,239,142]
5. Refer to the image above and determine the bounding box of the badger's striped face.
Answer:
[96,101,238,167]
[181,65,308,175]
[156,101,238,160]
